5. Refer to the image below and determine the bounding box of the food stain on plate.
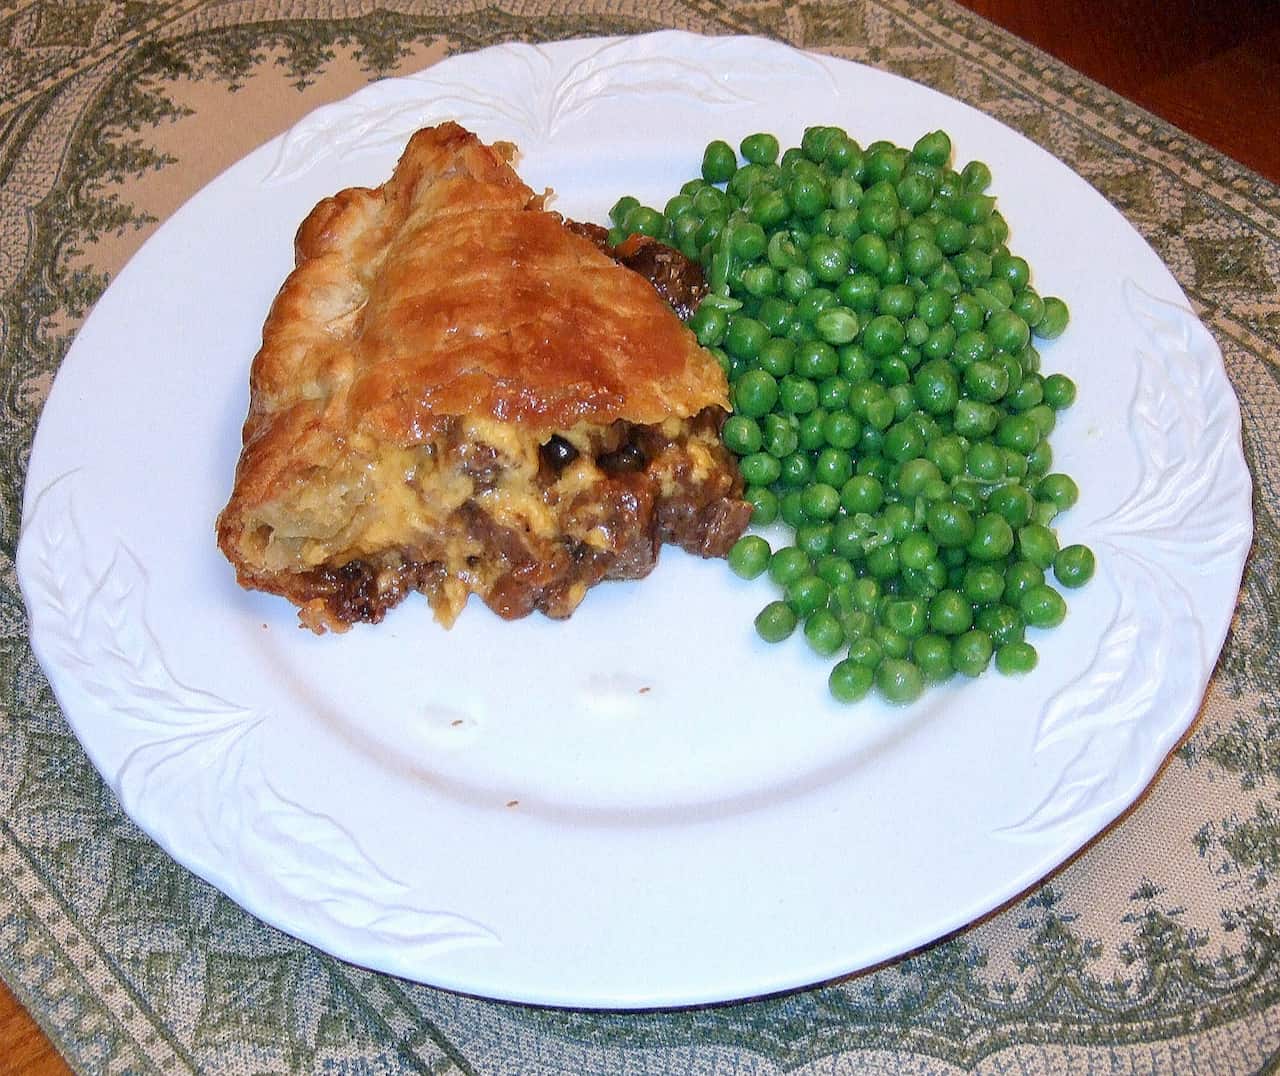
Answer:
[579,672,657,718]
[416,703,484,747]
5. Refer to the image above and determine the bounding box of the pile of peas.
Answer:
[608,127,1095,705]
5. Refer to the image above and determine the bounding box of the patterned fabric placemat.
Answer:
[2,1,1277,1072]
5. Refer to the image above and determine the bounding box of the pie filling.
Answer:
[240,407,750,631]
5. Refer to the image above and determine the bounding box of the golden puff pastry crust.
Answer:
[217,122,748,631]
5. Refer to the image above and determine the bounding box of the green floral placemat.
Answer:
[2,1,1277,1071]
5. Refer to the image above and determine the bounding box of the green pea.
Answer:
[858,198,899,239]
[732,370,776,417]
[897,532,938,571]
[779,375,820,415]
[782,266,816,301]
[921,324,957,363]
[789,173,829,217]
[962,564,1005,605]
[769,547,811,587]
[967,512,1015,561]
[663,193,696,221]
[1043,372,1077,410]
[1002,448,1030,480]
[877,659,925,704]
[995,414,1040,453]
[814,308,860,345]
[1039,473,1080,514]
[745,486,779,525]
[768,231,803,270]
[846,634,885,669]
[1020,583,1067,629]
[1011,287,1045,328]
[964,360,1010,403]
[839,475,883,515]
[752,296,789,336]
[995,641,1038,675]
[1003,559,1044,605]
[1018,523,1059,570]
[935,217,969,255]
[991,253,1030,291]
[829,659,875,703]
[903,236,943,277]
[914,288,951,327]
[727,535,771,579]
[796,522,835,559]
[1027,438,1053,477]
[731,222,768,261]
[609,195,640,226]
[953,399,1000,439]
[966,441,1005,481]
[817,555,857,590]
[949,293,984,333]
[816,377,850,413]
[986,309,1031,353]
[815,448,854,488]
[724,316,769,360]
[987,484,1035,528]
[913,634,954,681]
[927,435,967,479]
[863,315,907,358]
[689,303,728,346]
[808,237,850,282]
[786,574,831,618]
[882,420,924,462]
[803,610,845,656]
[1004,373,1044,413]
[637,128,1093,705]
[897,457,942,496]
[701,139,737,183]
[865,543,900,580]
[952,629,994,677]
[741,131,780,165]
[778,451,815,490]
[1026,404,1056,439]
[761,413,799,458]
[800,482,842,521]
[1053,544,1095,588]
[780,490,807,529]
[823,411,862,450]
[961,160,993,193]
[929,589,973,635]
[755,601,797,643]
[883,503,915,541]
[852,233,890,276]
[977,603,1025,647]
[912,130,952,167]
[721,415,762,455]
[951,479,983,512]
[927,500,975,547]
[1036,296,1070,339]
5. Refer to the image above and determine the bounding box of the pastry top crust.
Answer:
[239,121,727,447]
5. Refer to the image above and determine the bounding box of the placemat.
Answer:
[2,1,1277,1071]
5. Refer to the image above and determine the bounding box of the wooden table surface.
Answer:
[4,3,1277,1072]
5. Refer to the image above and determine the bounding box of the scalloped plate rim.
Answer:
[15,31,1254,1008]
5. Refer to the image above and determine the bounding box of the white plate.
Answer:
[17,32,1252,1008]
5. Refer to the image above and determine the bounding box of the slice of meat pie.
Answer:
[216,122,750,631]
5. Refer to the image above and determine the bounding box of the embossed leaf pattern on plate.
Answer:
[19,475,499,957]
[264,33,837,183]
[1001,282,1251,840]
